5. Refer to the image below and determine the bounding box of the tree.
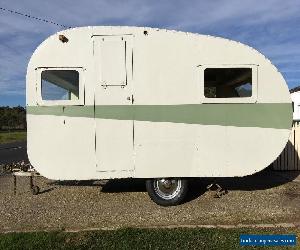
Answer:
[0,106,26,131]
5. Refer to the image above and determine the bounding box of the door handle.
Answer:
[127,95,134,104]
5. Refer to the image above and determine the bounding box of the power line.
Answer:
[0,6,72,29]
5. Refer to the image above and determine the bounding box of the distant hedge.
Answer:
[0,106,26,131]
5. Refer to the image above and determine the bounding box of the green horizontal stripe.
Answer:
[26,103,292,129]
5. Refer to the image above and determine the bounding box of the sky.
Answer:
[0,0,300,106]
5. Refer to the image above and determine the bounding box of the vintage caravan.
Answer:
[26,26,292,206]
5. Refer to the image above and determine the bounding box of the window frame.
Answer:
[199,64,258,103]
[35,67,85,106]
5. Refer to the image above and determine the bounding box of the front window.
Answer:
[41,70,79,101]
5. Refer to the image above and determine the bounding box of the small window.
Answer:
[204,68,252,98]
[41,70,79,100]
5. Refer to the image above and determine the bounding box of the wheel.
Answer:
[31,185,40,195]
[145,178,189,206]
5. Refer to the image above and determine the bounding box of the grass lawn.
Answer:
[0,131,26,144]
[0,227,298,250]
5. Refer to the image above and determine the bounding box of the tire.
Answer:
[146,178,189,206]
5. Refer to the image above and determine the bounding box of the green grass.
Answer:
[0,227,298,250]
[0,131,26,144]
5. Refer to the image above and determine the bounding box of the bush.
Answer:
[0,106,26,131]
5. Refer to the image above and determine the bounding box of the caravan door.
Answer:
[93,35,134,177]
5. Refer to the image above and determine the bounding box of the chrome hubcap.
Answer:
[154,178,182,200]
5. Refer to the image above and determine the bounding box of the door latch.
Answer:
[127,95,134,104]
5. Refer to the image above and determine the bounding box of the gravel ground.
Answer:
[0,169,299,232]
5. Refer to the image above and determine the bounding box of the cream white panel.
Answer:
[133,33,200,104]
[134,122,290,178]
[27,115,96,180]
[96,119,133,172]
[225,126,291,176]
[134,122,227,177]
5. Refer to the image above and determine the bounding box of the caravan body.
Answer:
[26,26,292,182]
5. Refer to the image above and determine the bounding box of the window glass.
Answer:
[204,68,252,98]
[41,70,79,100]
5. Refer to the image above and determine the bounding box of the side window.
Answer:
[204,68,252,98]
[41,70,79,101]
